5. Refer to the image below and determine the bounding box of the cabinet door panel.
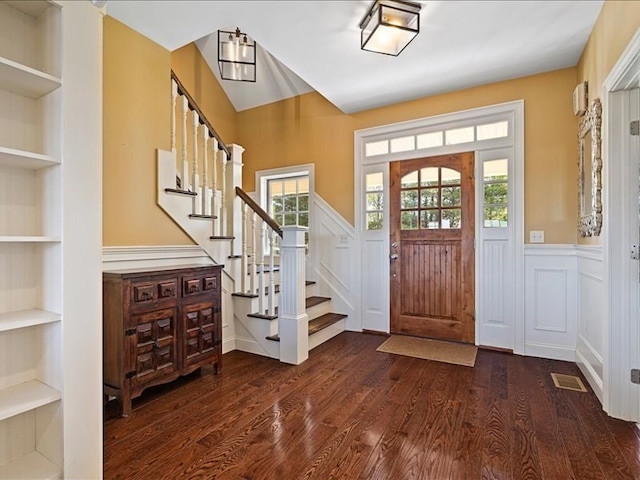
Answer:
[130,308,178,389]
[181,302,218,368]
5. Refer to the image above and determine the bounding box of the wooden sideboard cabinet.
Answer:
[103,264,223,416]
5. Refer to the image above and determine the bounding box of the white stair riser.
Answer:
[309,319,346,350]
[305,301,331,322]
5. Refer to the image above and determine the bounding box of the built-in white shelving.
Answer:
[0,380,60,422]
[0,2,102,477]
[0,451,61,480]
[0,309,60,332]
[0,0,65,476]
[0,146,59,170]
[0,56,61,100]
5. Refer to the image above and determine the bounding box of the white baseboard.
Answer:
[222,337,236,355]
[524,342,576,362]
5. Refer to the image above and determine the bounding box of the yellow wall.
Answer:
[239,69,579,243]
[171,43,238,144]
[578,1,640,96]
[103,16,192,245]
[577,1,640,245]
[103,2,640,247]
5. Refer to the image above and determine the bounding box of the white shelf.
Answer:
[0,146,59,170]
[0,236,60,243]
[0,380,60,422]
[0,451,61,480]
[0,55,61,99]
[0,309,60,333]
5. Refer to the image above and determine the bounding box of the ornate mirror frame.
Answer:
[578,98,602,237]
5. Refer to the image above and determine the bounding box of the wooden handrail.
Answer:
[236,187,283,237]
[171,70,230,158]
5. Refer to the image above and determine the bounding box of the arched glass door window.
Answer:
[399,167,462,230]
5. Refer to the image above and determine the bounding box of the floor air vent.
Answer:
[551,373,587,392]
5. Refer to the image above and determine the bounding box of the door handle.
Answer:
[389,253,399,260]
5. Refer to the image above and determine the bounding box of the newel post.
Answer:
[279,226,309,365]
[227,144,244,255]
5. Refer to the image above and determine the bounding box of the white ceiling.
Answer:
[106,0,604,114]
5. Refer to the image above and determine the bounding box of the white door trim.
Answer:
[602,27,640,421]
[354,100,524,351]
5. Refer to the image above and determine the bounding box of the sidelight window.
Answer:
[483,159,508,227]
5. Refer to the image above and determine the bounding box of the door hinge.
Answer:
[631,120,640,136]
[631,369,640,385]
[125,328,136,336]
[125,370,137,380]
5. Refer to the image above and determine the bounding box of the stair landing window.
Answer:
[257,166,314,256]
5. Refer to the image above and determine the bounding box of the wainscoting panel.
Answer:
[524,246,577,361]
[575,246,604,402]
[478,239,513,349]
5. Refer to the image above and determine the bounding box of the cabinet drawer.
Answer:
[131,278,177,307]
[182,275,219,298]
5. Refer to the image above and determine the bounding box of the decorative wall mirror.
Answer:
[578,98,602,237]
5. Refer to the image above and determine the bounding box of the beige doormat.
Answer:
[377,335,477,367]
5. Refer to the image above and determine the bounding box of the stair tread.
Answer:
[210,235,235,240]
[165,188,197,196]
[189,214,217,220]
[266,312,347,341]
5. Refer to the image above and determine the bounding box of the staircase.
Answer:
[156,72,347,364]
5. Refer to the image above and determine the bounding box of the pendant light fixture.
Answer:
[218,27,256,82]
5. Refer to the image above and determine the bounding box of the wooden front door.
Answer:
[390,152,475,343]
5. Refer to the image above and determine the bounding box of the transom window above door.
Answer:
[400,167,462,230]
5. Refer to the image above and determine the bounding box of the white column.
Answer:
[171,79,177,152]
[278,226,308,365]
[180,95,189,191]
[192,111,200,214]
[227,144,245,255]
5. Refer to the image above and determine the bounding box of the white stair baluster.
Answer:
[171,79,177,152]
[201,126,209,216]
[192,111,200,214]
[258,220,266,314]
[241,202,248,293]
[249,211,257,295]
[211,138,219,235]
[220,150,228,236]
[268,228,276,316]
[181,96,189,191]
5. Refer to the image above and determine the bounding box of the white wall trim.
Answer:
[601,26,640,421]
[102,245,210,265]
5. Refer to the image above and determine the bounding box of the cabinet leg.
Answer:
[121,391,132,417]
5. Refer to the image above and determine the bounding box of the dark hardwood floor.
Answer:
[103,332,640,480]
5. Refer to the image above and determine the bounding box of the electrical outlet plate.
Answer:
[529,230,545,243]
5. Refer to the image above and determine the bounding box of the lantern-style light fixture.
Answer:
[218,27,256,82]
[360,0,421,56]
